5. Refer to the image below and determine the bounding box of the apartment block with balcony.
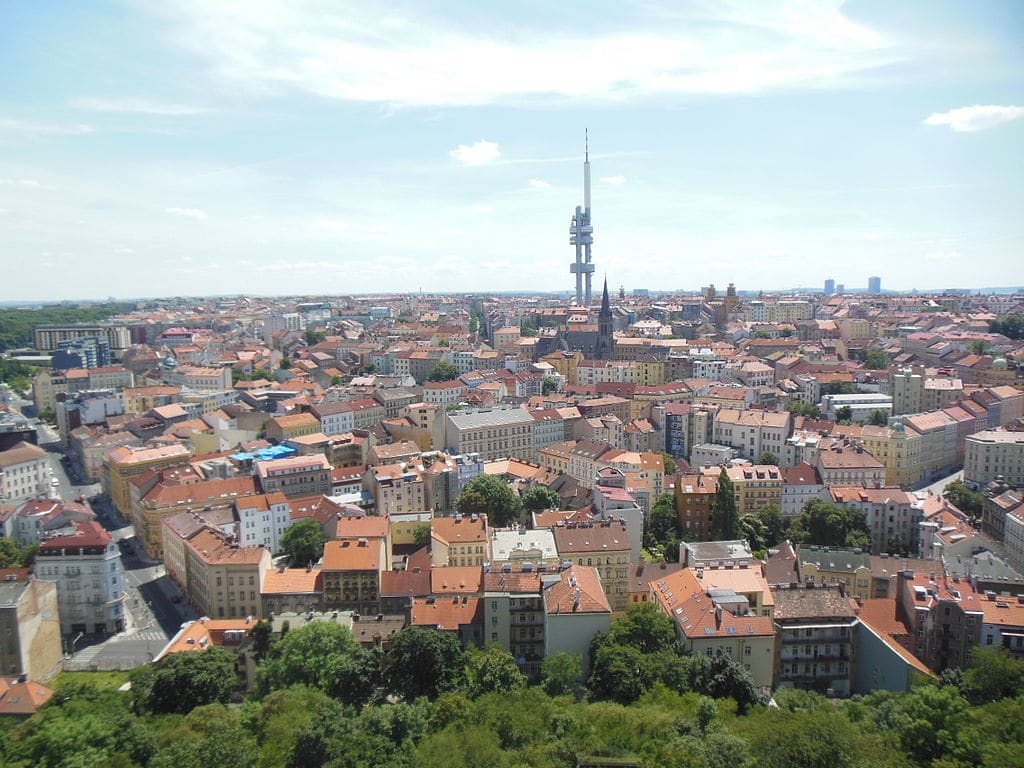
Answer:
[772,585,858,696]
[35,521,125,635]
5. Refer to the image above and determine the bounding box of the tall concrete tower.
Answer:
[569,132,595,306]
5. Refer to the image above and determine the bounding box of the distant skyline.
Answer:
[1,1,1022,301]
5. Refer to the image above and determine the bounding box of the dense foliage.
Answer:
[944,480,984,525]
[0,537,39,568]
[644,493,682,562]
[455,474,524,527]
[0,303,133,352]
[989,313,1024,340]
[5,617,1024,767]
[280,518,328,567]
[0,359,41,391]
[788,498,871,551]
[709,467,741,540]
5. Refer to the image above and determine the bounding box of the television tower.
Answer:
[569,131,595,306]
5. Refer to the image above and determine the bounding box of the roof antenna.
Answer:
[585,128,589,162]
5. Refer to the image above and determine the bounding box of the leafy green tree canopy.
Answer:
[456,474,524,527]
[385,627,466,701]
[520,485,562,511]
[464,645,526,698]
[280,518,327,566]
[426,361,460,382]
[130,647,237,715]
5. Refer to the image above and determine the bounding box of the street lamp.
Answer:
[68,631,85,659]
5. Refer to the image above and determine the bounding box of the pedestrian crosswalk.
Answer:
[71,645,103,665]
[127,630,168,642]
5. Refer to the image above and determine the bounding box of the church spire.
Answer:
[600,276,610,315]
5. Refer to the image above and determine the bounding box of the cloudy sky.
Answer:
[1,0,1022,301]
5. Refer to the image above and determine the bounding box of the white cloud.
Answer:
[925,250,958,262]
[0,117,94,136]
[165,207,209,220]
[924,105,1024,132]
[155,2,896,106]
[72,97,213,116]
[862,232,881,240]
[470,204,494,213]
[528,178,550,189]
[600,175,627,185]
[440,228,464,236]
[450,140,501,166]
[315,219,350,232]
[0,178,43,188]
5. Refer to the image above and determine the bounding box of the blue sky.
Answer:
[1,0,1022,301]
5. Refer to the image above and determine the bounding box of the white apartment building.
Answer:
[965,430,1024,488]
[35,521,125,635]
[0,442,52,501]
[235,492,294,553]
[312,401,358,436]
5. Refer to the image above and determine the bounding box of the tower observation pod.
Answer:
[569,131,595,306]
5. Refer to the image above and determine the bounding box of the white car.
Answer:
[51,477,60,487]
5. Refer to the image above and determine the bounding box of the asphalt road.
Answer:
[920,468,964,497]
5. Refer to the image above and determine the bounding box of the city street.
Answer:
[919,468,964,498]
[7,391,187,669]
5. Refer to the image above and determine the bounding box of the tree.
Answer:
[835,405,853,424]
[303,329,327,346]
[11,682,155,767]
[970,338,992,356]
[990,313,1024,340]
[280,518,327,566]
[710,468,741,540]
[864,348,888,369]
[148,705,257,768]
[540,652,582,697]
[757,503,787,549]
[385,627,466,700]
[519,317,538,337]
[788,499,870,550]
[661,452,678,475]
[787,401,820,418]
[827,381,855,395]
[250,618,273,662]
[867,409,889,426]
[426,361,460,382]
[541,376,560,395]
[279,357,292,369]
[256,621,378,706]
[756,451,778,466]
[455,474,524,528]
[944,480,984,525]
[464,645,526,698]
[38,406,56,424]
[599,601,677,654]
[962,645,1024,705]
[740,514,768,552]
[0,537,37,568]
[644,493,681,558]
[412,523,432,547]
[521,485,561,511]
[130,647,237,714]
[330,374,342,386]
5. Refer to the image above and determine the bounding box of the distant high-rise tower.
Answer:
[569,132,595,306]
[824,278,836,296]
[868,276,881,294]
